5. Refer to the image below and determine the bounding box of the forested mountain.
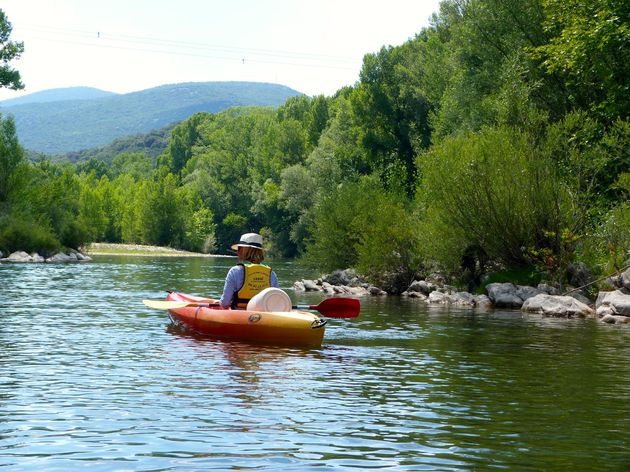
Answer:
[0,82,301,155]
[0,86,117,107]
[1,0,628,294]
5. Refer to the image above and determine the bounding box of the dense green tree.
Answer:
[0,114,25,203]
[110,152,153,180]
[158,112,209,175]
[532,0,629,119]
[75,158,110,179]
[417,126,575,271]
[0,10,24,90]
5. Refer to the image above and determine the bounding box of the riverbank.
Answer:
[84,243,231,258]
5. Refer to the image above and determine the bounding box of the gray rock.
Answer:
[348,286,370,296]
[450,291,476,306]
[537,283,559,295]
[5,251,33,262]
[428,291,449,304]
[515,285,543,301]
[302,280,322,292]
[323,269,360,287]
[601,314,630,324]
[521,294,594,317]
[474,294,493,308]
[293,281,306,292]
[621,268,630,291]
[486,282,524,308]
[320,282,336,294]
[46,252,74,262]
[402,291,428,300]
[368,286,387,296]
[568,291,593,306]
[596,290,630,316]
[30,253,45,263]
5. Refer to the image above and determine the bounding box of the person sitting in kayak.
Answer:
[219,232,279,308]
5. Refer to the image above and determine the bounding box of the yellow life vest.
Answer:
[234,262,271,308]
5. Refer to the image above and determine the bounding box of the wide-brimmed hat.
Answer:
[231,233,264,251]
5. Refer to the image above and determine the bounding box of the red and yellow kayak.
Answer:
[163,291,327,347]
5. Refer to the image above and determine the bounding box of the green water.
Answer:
[1,255,629,471]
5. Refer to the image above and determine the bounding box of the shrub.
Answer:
[305,175,422,291]
[0,217,60,255]
[417,126,576,273]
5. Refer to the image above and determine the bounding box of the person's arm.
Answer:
[270,270,279,288]
[219,266,244,307]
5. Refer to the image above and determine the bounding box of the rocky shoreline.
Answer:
[0,249,92,263]
[294,268,630,325]
[4,246,629,325]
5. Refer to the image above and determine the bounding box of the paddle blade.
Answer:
[143,299,219,310]
[309,297,360,318]
[143,299,193,309]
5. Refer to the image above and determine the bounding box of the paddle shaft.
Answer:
[144,295,360,318]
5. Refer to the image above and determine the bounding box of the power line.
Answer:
[20,24,362,70]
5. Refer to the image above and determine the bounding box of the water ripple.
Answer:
[2,259,630,470]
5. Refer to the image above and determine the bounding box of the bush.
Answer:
[577,203,630,276]
[0,217,60,255]
[305,175,423,291]
[417,126,576,273]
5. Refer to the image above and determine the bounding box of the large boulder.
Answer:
[596,290,630,317]
[621,267,630,291]
[323,269,363,287]
[522,294,594,317]
[407,280,437,296]
[486,282,543,308]
[46,252,75,262]
[3,251,33,262]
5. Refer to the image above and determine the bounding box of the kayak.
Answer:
[164,291,327,347]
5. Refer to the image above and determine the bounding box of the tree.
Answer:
[0,10,23,90]
[532,0,629,120]
[0,114,25,203]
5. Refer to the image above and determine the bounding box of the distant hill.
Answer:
[0,82,301,155]
[0,87,118,107]
[62,124,175,164]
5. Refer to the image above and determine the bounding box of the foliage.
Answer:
[531,0,630,120]
[305,176,423,290]
[0,10,24,90]
[0,114,25,203]
[0,216,59,254]
[64,125,173,165]
[418,126,576,271]
[577,203,630,276]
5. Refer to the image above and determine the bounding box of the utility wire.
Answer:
[20,24,361,69]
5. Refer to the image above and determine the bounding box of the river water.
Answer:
[1,256,629,471]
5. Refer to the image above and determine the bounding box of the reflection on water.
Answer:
[1,256,630,471]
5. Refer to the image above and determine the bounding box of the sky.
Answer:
[0,0,441,101]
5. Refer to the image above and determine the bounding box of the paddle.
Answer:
[294,297,360,318]
[142,299,219,310]
[142,297,360,318]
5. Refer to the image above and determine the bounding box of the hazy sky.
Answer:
[0,0,441,100]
